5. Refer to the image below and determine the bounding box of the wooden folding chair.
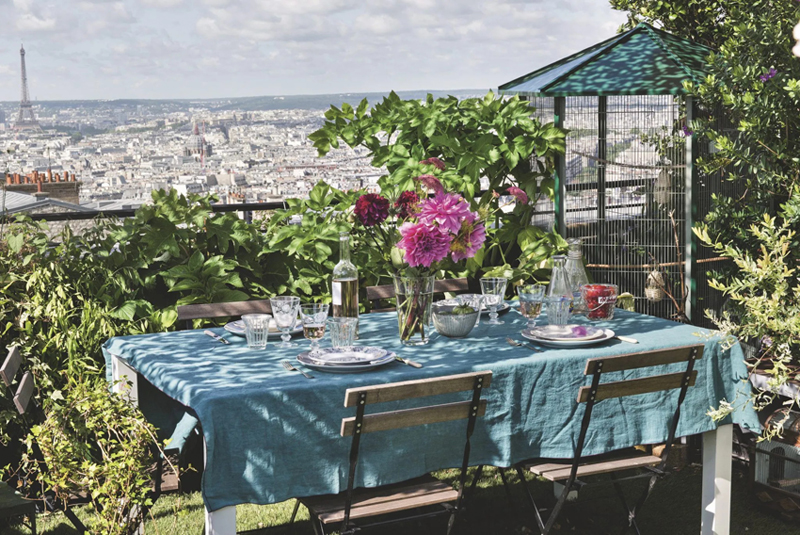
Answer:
[291,370,492,535]
[1,346,91,533]
[515,344,705,535]
[366,278,470,312]
[176,298,272,330]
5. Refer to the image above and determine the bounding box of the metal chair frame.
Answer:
[291,372,490,535]
[515,345,703,535]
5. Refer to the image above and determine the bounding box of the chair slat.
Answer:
[304,478,458,523]
[365,284,395,301]
[176,299,271,322]
[13,372,34,415]
[528,454,662,481]
[344,371,492,407]
[341,399,487,436]
[0,347,21,387]
[584,344,704,375]
[577,370,697,403]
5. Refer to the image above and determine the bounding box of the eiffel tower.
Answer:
[14,45,41,132]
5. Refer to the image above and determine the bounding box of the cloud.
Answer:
[0,0,627,100]
[141,0,184,7]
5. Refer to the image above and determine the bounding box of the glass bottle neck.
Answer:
[339,233,351,263]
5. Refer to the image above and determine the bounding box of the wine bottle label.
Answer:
[332,281,342,305]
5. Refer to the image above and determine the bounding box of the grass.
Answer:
[5,465,793,534]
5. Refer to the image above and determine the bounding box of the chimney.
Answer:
[13,173,20,185]
[47,169,52,183]
[5,174,10,185]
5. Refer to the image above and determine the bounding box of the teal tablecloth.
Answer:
[102,308,757,512]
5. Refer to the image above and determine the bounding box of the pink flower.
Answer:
[417,193,473,234]
[451,218,486,262]
[420,157,446,171]
[397,222,452,268]
[414,174,445,196]
[354,193,390,226]
[507,186,528,205]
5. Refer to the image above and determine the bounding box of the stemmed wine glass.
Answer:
[270,296,301,348]
[516,284,546,330]
[480,277,508,325]
[300,303,329,351]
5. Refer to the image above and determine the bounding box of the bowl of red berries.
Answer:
[581,284,619,321]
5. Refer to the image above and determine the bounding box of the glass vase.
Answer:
[394,275,435,346]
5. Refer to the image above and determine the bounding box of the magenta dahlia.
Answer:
[397,222,452,268]
[451,217,486,262]
[394,190,419,219]
[354,193,390,226]
[417,192,473,234]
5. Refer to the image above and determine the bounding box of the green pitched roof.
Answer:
[498,23,711,97]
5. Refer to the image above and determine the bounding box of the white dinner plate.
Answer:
[306,346,390,365]
[527,324,605,342]
[224,320,302,337]
[297,350,395,373]
[522,328,615,348]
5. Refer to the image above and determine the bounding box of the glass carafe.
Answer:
[548,255,573,301]
[565,238,591,314]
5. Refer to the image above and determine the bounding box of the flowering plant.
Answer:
[352,161,487,277]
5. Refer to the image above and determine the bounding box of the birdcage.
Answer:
[499,23,741,327]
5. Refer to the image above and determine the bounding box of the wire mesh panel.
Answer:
[527,97,556,231]
[571,95,688,321]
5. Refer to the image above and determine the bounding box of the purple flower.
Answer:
[682,125,693,137]
[397,222,452,267]
[420,157,446,171]
[451,218,486,262]
[418,192,474,234]
[414,174,445,196]
[507,186,529,205]
[394,190,419,219]
[759,68,778,82]
[354,193,390,226]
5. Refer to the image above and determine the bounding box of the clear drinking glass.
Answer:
[241,314,270,350]
[517,284,546,329]
[269,296,301,348]
[328,317,358,348]
[547,296,572,325]
[456,294,486,326]
[480,277,508,325]
[300,303,329,350]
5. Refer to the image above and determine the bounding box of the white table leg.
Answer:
[204,436,236,535]
[111,355,139,404]
[701,424,732,535]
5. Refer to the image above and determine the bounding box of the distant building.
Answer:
[184,122,212,158]
[0,110,5,125]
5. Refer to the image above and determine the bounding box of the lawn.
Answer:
[5,465,792,534]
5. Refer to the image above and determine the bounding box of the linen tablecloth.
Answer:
[102,308,757,511]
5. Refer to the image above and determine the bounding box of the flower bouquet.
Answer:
[353,158,487,344]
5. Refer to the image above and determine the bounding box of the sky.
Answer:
[0,0,627,101]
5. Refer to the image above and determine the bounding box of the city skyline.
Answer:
[0,0,626,101]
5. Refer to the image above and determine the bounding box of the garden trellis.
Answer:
[500,22,737,326]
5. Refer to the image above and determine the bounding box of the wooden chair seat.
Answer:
[0,482,36,521]
[301,476,458,524]
[527,450,662,482]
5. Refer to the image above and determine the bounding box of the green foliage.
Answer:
[696,208,800,419]
[20,378,159,535]
[306,91,568,287]
[614,0,800,407]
